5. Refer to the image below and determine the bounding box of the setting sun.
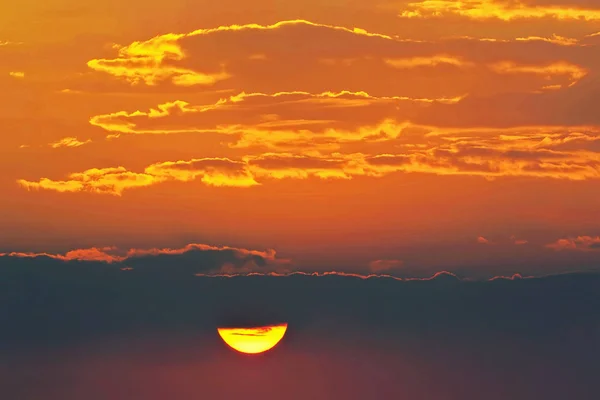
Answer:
[217,324,288,354]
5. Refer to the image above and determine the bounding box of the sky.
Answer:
[1,2,600,398]
[2,0,600,278]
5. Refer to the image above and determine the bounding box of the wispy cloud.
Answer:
[488,61,587,88]
[49,137,92,149]
[86,19,402,86]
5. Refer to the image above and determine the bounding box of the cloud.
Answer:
[145,158,259,187]
[246,153,361,180]
[17,157,261,195]
[546,236,600,251]
[83,89,600,181]
[193,270,461,281]
[88,90,463,138]
[478,235,530,245]
[2,243,288,275]
[489,273,531,280]
[49,137,92,149]
[16,154,361,194]
[399,0,600,21]
[384,55,474,68]
[18,124,600,195]
[477,236,491,244]
[17,167,159,195]
[8,71,24,78]
[514,35,581,46]
[2,245,559,282]
[86,20,397,87]
[76,17,595,99]
[3,247,122,263]
[488,61,587,88]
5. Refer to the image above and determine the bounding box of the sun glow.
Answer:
[217,324,288,354]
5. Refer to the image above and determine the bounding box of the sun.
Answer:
[217,323,288,354]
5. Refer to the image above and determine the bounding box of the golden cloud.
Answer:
[0,40,22,46]
[17,157,261,195]
[439,35,582,46]
[385,55,473,68]
[400,0,600,21]
[49,137,92,149]
[488,61,588,88]
[145,158,259,187]
[18,167,159,195]
[82,17,589,98]
[87,19,400,87]
[17,125,600,195]
[515,35,581,46]
[88,90,464,142]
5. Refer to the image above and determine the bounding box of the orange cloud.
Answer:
[246,153,363,180]
[400,0,600,21]
[17,167,159,195]
[545,236,600,251]
[6,247,122,263]
[17,157,260,195]
[145,158,259,187]
[5,243,284,265]
[515,35,580,47]
[87,20,400,86]
[488,61,588,88]
[77,17,591,103]
[89,90,464,137]
[384,55,473,68]
[18,123,600,195]
[49,137,92,149]
[440,35,582,46]
[8,71,24,78]
[363,131,600,181]
[125,243,280,261]
[477,236,490,244]
[0,40,22,46]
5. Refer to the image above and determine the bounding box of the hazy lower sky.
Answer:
[1,0,600,278]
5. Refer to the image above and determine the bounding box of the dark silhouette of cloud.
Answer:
[0,254,598,399]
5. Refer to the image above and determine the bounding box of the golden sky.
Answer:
[1,0,600,277]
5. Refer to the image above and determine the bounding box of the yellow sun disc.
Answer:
[217,323,288,354]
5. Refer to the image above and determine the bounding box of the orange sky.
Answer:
[1,0,600,277]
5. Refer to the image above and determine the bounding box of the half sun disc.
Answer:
[217,323,288,354]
